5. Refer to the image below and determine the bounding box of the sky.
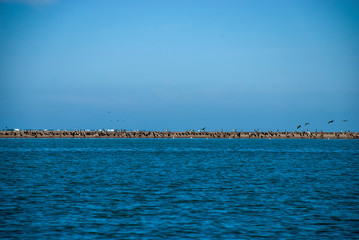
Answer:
[0,0,358,131]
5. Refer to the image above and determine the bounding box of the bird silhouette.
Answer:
[201,127,206,131]
[305,122,310,126]
[342,120,348,122]
[328,120,334,124]
[297,125,301,129]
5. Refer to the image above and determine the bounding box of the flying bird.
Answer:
[342,120,348,122]
[305,122,310,126]
[328,120,334,124]
[201,127,206,131]
[297,125,301,129]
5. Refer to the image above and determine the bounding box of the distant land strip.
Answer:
[0,130,358,139]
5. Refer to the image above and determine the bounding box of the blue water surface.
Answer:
[1,139,359,239]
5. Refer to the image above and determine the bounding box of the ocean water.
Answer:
[0,139,358,239]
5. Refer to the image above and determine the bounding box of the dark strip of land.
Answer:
[0,130,358,139]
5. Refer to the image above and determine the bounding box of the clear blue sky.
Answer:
[1,0,358,131]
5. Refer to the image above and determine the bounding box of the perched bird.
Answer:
[328,120,334,124]
[305,122,310,126]
[297,125,301,129]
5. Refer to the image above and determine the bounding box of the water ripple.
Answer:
[1,139,358,239]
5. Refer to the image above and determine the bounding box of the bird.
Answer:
[342,120,348,122]
[328,120,334,124]
[297,125,301,129]
[305,122,310,126]
[201,127,206,131]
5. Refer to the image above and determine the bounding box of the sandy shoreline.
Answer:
[0,130,358,139]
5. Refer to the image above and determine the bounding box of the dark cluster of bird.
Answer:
[106,111,350,132]
[297,120,348,130]
[107,111,125,124]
